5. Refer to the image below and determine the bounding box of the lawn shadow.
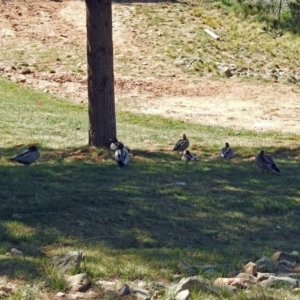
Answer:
[1,145,300,257]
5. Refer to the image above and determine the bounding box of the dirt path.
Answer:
[0,0,300,134]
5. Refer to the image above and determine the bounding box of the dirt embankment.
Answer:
[1,0,300,134]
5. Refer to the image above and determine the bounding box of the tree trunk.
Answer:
[86,0,116,147]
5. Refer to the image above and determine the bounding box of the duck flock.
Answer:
[9,134,280,173]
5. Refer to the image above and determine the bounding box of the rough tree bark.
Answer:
[86,0,116,147]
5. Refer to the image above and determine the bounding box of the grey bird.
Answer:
[173,134,189,154]
[181,150,198,161]
[255,150,280,172]
[11,146,40,165]
[220,142,234,159]
[114,144,130,167]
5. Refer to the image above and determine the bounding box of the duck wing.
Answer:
[11,149,40,165]
[173,139,189,151]
[221,147,234,159]
[181,152,198,161]
[115,148,130,167]
[264,155,280,172]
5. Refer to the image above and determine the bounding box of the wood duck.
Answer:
[11,146,40,165]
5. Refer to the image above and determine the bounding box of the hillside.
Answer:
[0,0,300,134]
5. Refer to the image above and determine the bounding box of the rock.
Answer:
[175,289,189,300]
[175,276,212,295]
[119,284,130,296]
[294,264,300,272]
[242,262,257,275]
[235,273,257,284]
[278,259,295,272]
[49,251,84,273]
[148,282,166,291]
[209,284,237,294]
[42,294,64,300]
[131,288,151,300]
[66,273,90,291]
[259,275,299,288]
[214,277,247,288]
[55,292,65,297]
[0,286,13,294]
[224,68,233,77]
[20,69,33,75]
[9,248,23,256]
[271,251,300,263]
[255,256,278,273]
[256,272,276,282]
[97,280,117,289]
[0,291,9,298]
[18,76,26,83]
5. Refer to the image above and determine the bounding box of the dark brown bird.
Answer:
[173,134,189,154]
[181,150,198,161]
[220,142,234,159]
[255,150,280,172]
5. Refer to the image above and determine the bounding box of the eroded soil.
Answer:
[1,0,300,133]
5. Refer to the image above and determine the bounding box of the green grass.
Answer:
[1,77,300,298]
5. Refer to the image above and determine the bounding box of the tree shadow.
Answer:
[1,145,300,255]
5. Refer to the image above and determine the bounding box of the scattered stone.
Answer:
[224,68,233,77]
[0,290,9,298]
[209,284,237,294]
[175,276,211,295]
[242,262,257,275]
[21,69,33,75]
[148,282,166,291]
[18,76,27,83]
[56,292,65,297]
[271,251,300,263]
[256,272,275,282]
[9,248,23,256]
[42,293,64,300]
[175,289,189,300]
[118,284,130,296]
[214,277,247,288]
[278,259,295,272]
[235,273,257,284]
[97,280,117,288]
[49,251,84,273]
[294,264,300,272]
[259,275,299,288]
[131,287,151,300]
[67,273,90,292]
[255,256,278,273]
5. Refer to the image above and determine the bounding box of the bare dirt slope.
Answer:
[1,0,300,133]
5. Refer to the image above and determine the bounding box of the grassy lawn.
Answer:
[1,76,300,298]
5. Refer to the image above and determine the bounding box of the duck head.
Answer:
[29,146,38,151]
